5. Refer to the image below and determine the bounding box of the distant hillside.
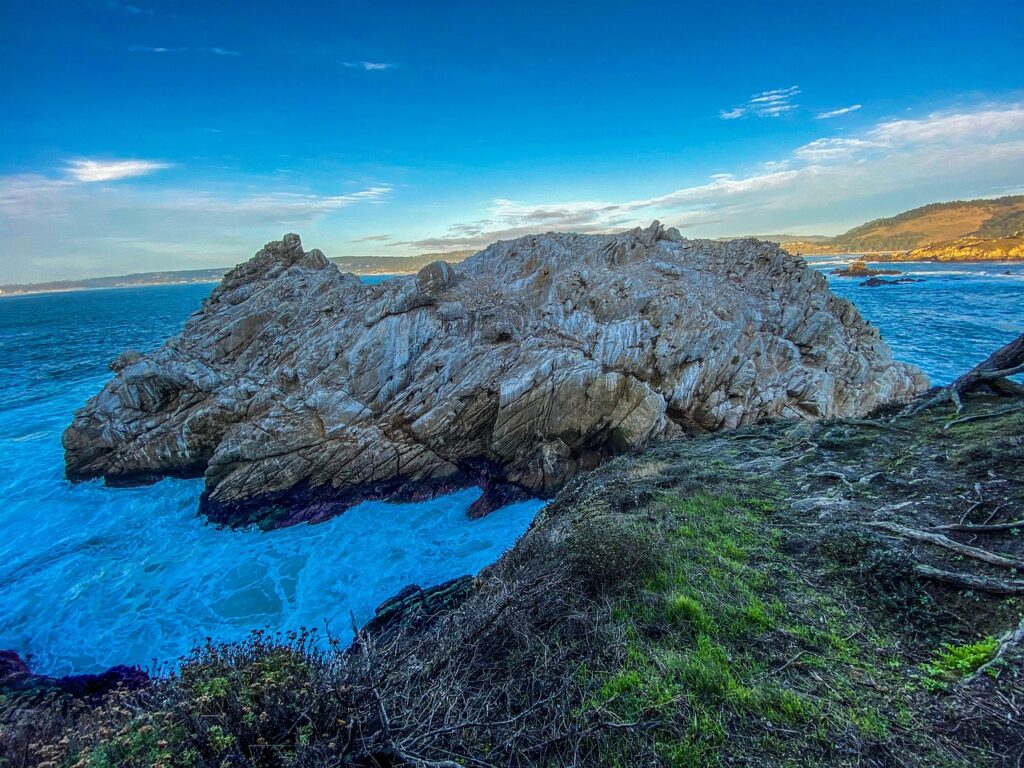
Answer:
[0,268,229,296]
[719,234,831,244]
[329,250,474,275]
[829,195,1024,251]
[0,250,476,298]
[890,236,1024,262]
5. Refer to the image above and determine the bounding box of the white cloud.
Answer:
[128,46,241,56]
[105,1,153,16]
[793,137,876,161]
[398,102,1024,252]
[0,174,393,281]
[870,107,1024,144]
[6,102,1024,282]
[65,159,171,182]
[160,187,392,217]
[720,86,800,119]
[128,45,184,53]
[342,61,394,71]
[817,104,862,119]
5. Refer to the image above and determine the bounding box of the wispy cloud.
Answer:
[104,1,153,16]
[128,45,241,56]
[104,1,205,24]
[0,177,393,281]
[160,186,392,217]
[817,104,862,119]
[342,61,394,71]
[870,107,1024,144]
[793,137,875,161]
[721,86,801,120]
[64,159,171,182]
[396,103,1024,251]
[6,102,1024,282]
[128,45,183,53]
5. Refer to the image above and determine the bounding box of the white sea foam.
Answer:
[2,276,1022,677]
[0,419,543,675]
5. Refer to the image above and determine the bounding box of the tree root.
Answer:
[930,519,1024,534]
[866,520,1024,570]
[966,617,1024,681]
[902,332,1024,417]
[913,564,1024,594]
[942,401,1024,430]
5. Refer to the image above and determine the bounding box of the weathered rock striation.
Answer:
[63,222,927,527]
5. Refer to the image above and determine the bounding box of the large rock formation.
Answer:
[63,222,927,527]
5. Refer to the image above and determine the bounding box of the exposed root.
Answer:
[966,617,1024,681]
[958,483,987,525]
[930,519,1024,534]
[866,521,1024,570]
[903,333,1024,417]
[943,402,1024,430]
[913,564,1024,595]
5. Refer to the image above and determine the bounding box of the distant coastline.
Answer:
[5,240,1022,299]
[783,239,1024,262]
[0,250,476,299]
[0,279,223,299]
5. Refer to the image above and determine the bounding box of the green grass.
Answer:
[591,491,928,765]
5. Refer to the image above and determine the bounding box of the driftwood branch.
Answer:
[904,332,1024,416]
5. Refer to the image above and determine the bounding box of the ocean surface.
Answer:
[0,259,1021,675]
[808,257,1024,383]
[0,280,544,676]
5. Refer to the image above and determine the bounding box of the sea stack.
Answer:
[63,222,928,527]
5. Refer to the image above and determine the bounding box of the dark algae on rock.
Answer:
[8,380,1024,766]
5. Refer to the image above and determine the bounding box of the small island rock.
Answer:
[63,223,927,527]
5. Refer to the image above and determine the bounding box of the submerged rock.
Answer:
[861,276,925,287]
[63,222,927,527]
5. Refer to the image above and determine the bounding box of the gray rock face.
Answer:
[62,222,928,527]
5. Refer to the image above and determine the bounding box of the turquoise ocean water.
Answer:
[0,259,1021,675]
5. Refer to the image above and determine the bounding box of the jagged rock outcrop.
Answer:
[357,576,476,645]
[63,222,928,527]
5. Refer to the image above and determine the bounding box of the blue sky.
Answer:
[2,0,1023,282]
